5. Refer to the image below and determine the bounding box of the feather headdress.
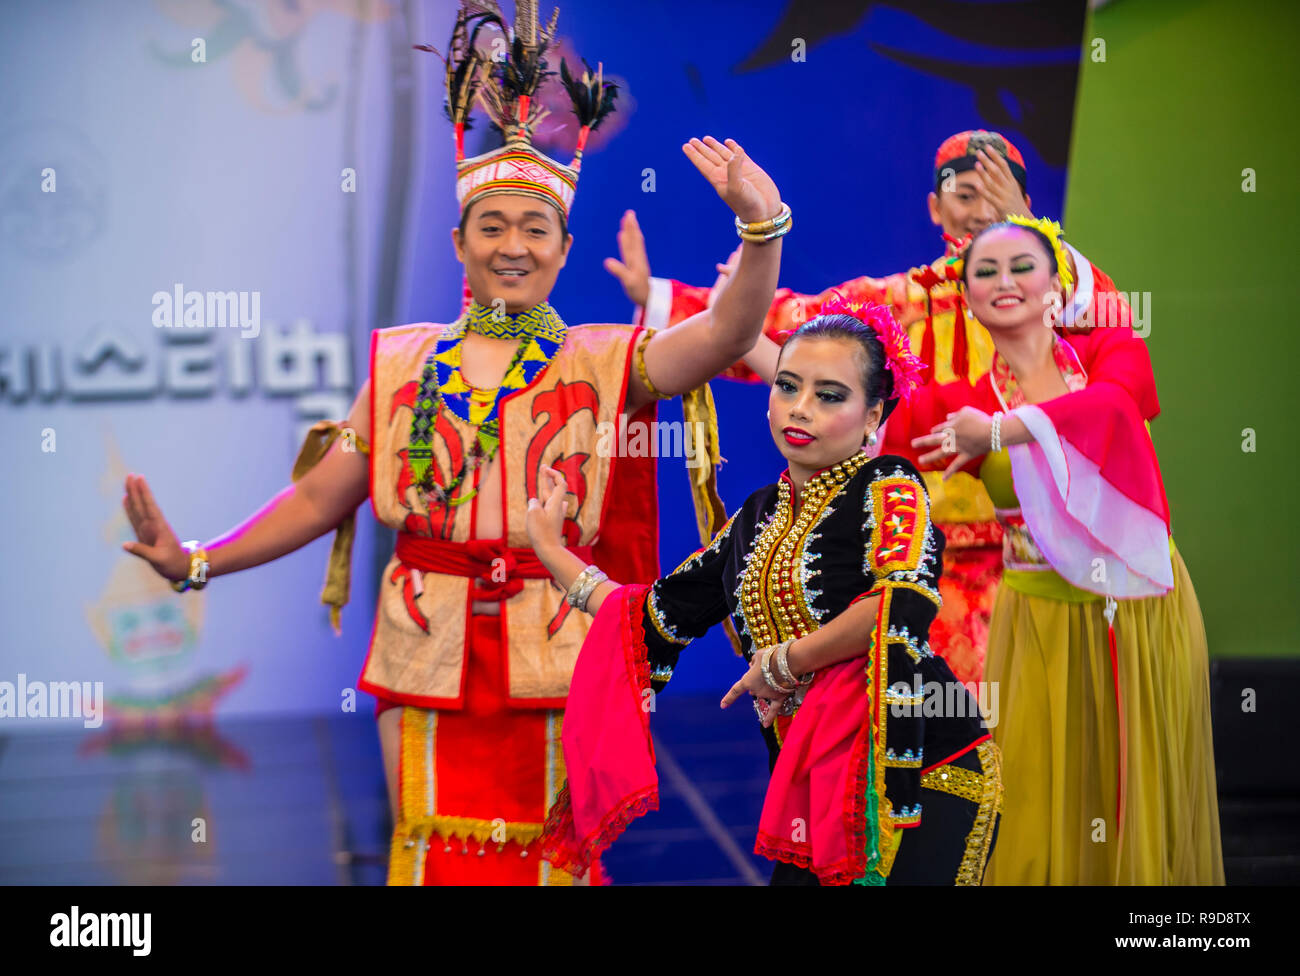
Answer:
[415,1,620,218]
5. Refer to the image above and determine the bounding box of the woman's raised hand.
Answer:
[604,210,652,307]
[121,474,189,581]
[682,137,781,225]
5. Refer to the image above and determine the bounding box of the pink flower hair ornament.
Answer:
[817,294,928,403]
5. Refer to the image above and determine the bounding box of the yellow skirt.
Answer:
[982,547,1224,885]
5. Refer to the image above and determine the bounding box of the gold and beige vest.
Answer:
[359,321,642,708]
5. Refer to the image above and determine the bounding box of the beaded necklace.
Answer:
[408,301,567,506]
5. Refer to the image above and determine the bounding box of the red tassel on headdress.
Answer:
[939,233,972,383]
[920,304,936,382]
[951,300,970,383]
[910,266,943,386]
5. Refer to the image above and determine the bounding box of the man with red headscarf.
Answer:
[609,130,1129,688]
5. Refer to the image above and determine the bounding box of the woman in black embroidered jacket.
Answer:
[528,300,1002,885]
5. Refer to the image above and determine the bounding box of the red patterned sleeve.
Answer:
[645,272,922,384]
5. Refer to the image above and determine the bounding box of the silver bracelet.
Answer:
[565,565,608,612]
[990,411,1003,453]
[760,646,798,694]
[775,639,814,688]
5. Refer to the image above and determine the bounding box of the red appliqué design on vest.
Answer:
[526,379,600,637]
[388,563,430,633]
[386,379,466,633]
[870,478,925,576]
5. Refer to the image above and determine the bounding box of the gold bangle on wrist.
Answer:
[778,639,815,687]
[735,202,791,235]
[774,639,798,688]
[170,541,210,593]
[735,203,793,244]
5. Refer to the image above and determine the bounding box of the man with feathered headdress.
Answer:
[346,0,802,885]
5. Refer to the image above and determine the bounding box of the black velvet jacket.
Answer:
[638,451,990,830]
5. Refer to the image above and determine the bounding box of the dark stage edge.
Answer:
[1,668,1296,885]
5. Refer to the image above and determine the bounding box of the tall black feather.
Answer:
[560,58,620,132]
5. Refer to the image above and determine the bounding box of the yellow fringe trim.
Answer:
[682,381,743,654]
[879,827,904,877]
[394,815,547,849]
[290,419,368,636]
[387,706,560,884]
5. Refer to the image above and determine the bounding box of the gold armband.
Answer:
[634,329,672,401]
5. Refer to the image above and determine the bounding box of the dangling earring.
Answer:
[867,430,878,446]
[766,410,771,419]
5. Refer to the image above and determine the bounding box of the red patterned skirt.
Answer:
[928,521,1002,688]
[376,614,591,885]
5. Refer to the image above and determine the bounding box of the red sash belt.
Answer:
[394,534,592,601]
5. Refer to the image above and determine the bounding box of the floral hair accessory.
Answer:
[1004,215,1074,291]
[818,294,927,403]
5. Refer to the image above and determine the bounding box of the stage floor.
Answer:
[0,695,1294,885]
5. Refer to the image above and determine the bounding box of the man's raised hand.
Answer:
[683,137,781,225]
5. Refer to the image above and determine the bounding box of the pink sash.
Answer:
[539,584,658,876]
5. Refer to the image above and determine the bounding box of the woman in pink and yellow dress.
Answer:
[911,217,1223,884]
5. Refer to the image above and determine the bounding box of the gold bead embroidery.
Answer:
[920,762,985,804]
[736,452,872,651]
[919,741,1004,886]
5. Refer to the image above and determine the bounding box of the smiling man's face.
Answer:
[452,195,573,314]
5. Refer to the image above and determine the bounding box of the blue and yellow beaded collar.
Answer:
[407,302,567,506]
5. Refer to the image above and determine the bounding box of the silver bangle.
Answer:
[990,411,1003,453]
[760,646,798,694]
[773,640,798,687]
[565,565,608,612]
[776,639,814,688]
